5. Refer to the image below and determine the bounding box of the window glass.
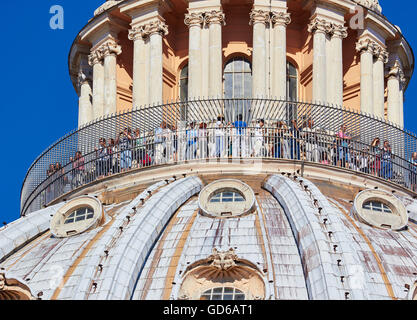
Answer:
[201,287,245,301]
[362,201,392,214]
[209,191,246,203]
[64,207,94,225]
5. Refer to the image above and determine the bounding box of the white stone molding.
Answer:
[142,20,169,38]
[94,0,122,16]
[308,17,332,35]
[353,0,382,13]
[99,38,122,58]
[184,12,205,28]
[204,10,226,26]
[271,11,291,27]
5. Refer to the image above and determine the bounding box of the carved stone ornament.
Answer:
[353,0,382,13]
[142,20,169,37]
[0,272,35,300]
[355,38,377,54]
[178,294,190,300]
[331,23,348,39]
[387,60,403,80]
[94,0,123,16]
[249,9,270,26]
[205,10,226,26]
[307,18,332,35]
[271,12,291,27]
[0,273,5,291]
[99,40,122,58]
[88,49,103,66]
[208,248,238,271]
[128,26,147,42]
[373,45,389,63]
[77,68,91,88]
[184,12,205,28]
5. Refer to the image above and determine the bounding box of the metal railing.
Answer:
[21,99,417,216]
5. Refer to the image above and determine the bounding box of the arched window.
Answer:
[362,201,393,214]
[200,287,245,301]
[224,57,252,122]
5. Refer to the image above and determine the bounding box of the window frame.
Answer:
[200,287,245,301]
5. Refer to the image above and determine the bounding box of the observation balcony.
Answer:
[21,99,417,216]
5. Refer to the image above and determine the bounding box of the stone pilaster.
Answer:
[185,12,204,100]
[387,60,403,126]
[205,10,225,98]
[356,39,376,115]
[99,38,122,116]
[128,26,149,108]
[88,48,105,120]
[373,45,388,119]
[308,17,332,104]
[250,9,270,98]
[271,11,291,100]
[77,64,93,127]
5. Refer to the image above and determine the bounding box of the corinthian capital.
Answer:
[205,10,226,26]
[308,18,332,35]
[387,60,403,80]
[128,25,146,41]
[331,23,348,39]
[271,11,291,27]
[143,20,169,37]
[373,45,389,63]
[184,12,204,28]
[355,38,376,54]
[88,49,103,66]
[249,9,270,26]
[100,39,122,58]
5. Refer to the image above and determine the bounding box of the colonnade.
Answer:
[77,1,406,129]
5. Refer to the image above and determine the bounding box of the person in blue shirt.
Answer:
[232,114,248,157]
[186,122,198,160]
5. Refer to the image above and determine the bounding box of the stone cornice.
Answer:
[271,11,291,27]
[249,9,270,26]
[94,0,123,17]
[204,10,226,27]
[184,12,204,28]
[353,0,382,13]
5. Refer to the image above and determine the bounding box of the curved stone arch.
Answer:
[263,174,369,300]
[176,248,268,300]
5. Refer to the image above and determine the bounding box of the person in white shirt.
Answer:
[253,119,265,157]
[215,116,225,157]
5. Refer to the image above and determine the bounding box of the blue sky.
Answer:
[0,0,415,223]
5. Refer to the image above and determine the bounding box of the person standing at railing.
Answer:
[133,129,145,168]
[232,114,247,158]
[108,138,118,174]
[290,120,301,160]
[336,124,351,169]
[163,123,173,163]
[198,122,208,159]
[116,128,133,173]
[54,162,64,198]
[253,119,265,158]
[358,147,370,174]
[72,151,85,188]
[186,122,198,160]
[382,140,393,180]
[154,122,165,164]
[95,138,109,179]
[215,116,225,158]
[369,138,381,177]
[171,124,178,162]
[410,152,417,192]
[302,119,319,162]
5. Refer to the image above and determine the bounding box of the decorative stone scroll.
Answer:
[249,9,270,26]
[387,60,404,80]
[373,45,389,63]
[204,10,226,26]
[88,48,103,66]
[209,248,239,271]
[271,11,291,27]
[356,38,377,54]
[142,20,169,37]
[184,12,205,28]
[307,17,332,35]
[331,23,348,39]
[99,39,122,58]
[128,25,147,42]
[0,272,35,300]
[353,0,382,13]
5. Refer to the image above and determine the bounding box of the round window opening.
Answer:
[354,189,408,231]
[51,196,103,238]
[199,180,256,218]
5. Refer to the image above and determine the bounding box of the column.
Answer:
[144,20,169,105]
[387,61,402,126]
[271,11,291,99]
[77,68,93,127]
[330,24,347,107]
[308,18,330,104]
[128,26,148,108]
[206,10,225,98]
[373,46,388,119]
[185,12,204,100]
[399,75,406,128]
[101,39,122,116]
[356,39,375,115]
[88,49,104,120]
[250,9,269,98]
